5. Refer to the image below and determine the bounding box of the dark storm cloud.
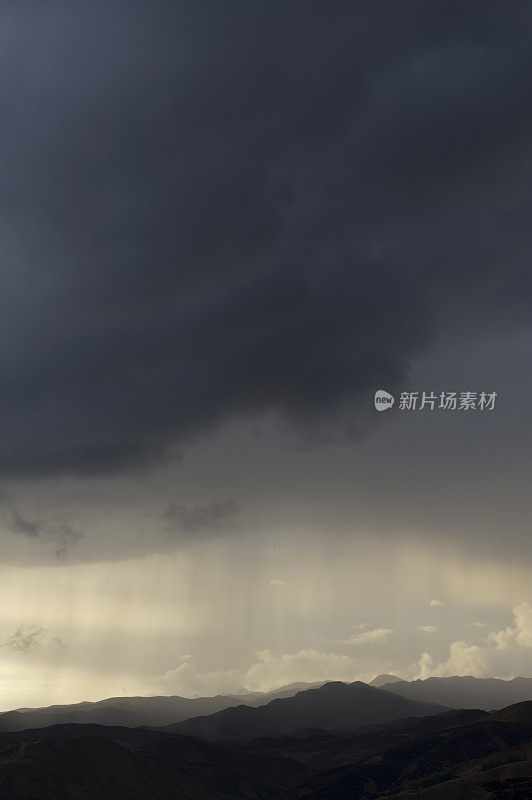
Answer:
[0,0,531,476]
[163,498,239,538]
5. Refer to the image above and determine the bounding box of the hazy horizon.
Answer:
[6,673,532,717]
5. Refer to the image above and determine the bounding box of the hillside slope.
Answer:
[0,734,216,800]
[0,682,323,732]
[170,681,449,740]
[380,676,532,711]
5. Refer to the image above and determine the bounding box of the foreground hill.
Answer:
[0,725,312,800]
[0,729,312,800]
[4,702,532,798]
[140,733,312,799]
[0,682,323,733]
[0,734,216,800]
[168,681,449,740]
[5,701,532,798]
[380,675,532,710]
[286,700,532,799]
[0,722,169,750]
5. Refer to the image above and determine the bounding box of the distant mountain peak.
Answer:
[370,674,403,687]
[377,675,532,711]
[170,679,449,740]
[318,681,348,690]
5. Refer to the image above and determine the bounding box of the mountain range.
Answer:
[378,675,532,710]
[3,686,532,798]
[0,682,323,733]
[166,681,448,740]
[4,676,532,735]
[369,674,404,687]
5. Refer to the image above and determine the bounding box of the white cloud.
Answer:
[415,651,434,679]
[414,641,487,679]
[157,660,242,697]
[244,649,361,692]
[472,621,485,628]
[153,604,532,699]
[487,603,532,650]
[339,628,394,646]
[413,603,532,680]
[429,598,444,607]
[269,579,286,587]
[156,648,366,696]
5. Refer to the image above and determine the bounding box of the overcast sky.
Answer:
[1,0,532,710]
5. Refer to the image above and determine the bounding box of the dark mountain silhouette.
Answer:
[0,682,323,733]
[0,734,216,800]
[379,675,532,710]
[0,723,169,750]
[287,701,532,799]
[6,677,529,737]
[0,726,315,800]
[370,674,404,687]
[493,701,532,724]
[4,701,532,799]
[241,708,489,771]
[167,681,449,740]
[140,733,312,799]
